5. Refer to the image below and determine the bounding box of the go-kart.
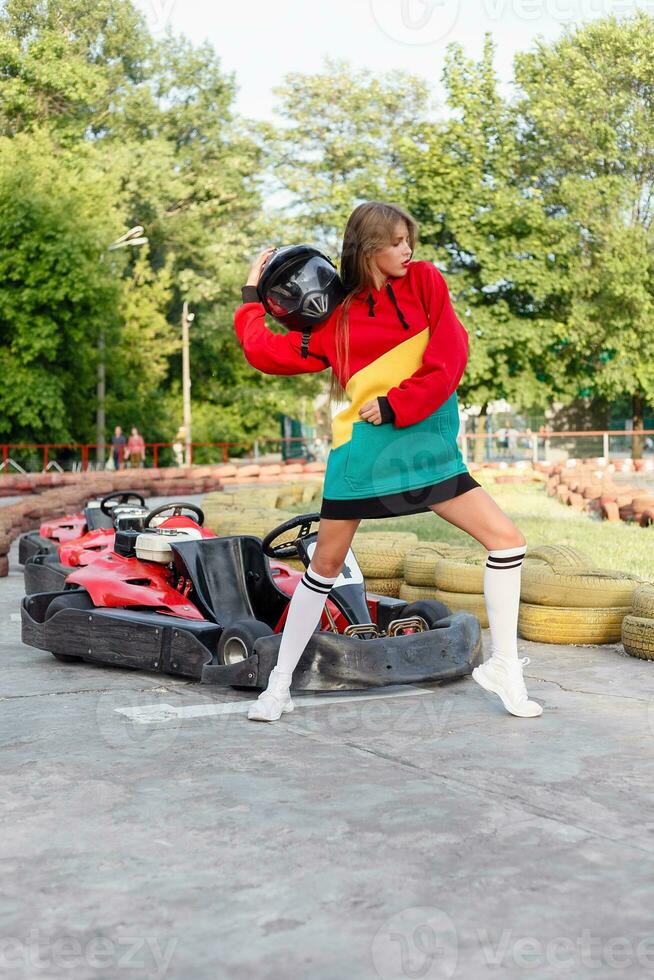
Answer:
[21,512,482,691]
[18,490,148,566]
[22,491,155,594]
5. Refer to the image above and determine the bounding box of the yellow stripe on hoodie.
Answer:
[331,327,430,449]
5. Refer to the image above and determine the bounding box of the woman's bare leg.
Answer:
[428,486,541,718]
[427,486,525,550]
[310,517,362,577]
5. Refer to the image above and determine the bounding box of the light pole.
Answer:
[181,301,195,466]
[96,226,148,465]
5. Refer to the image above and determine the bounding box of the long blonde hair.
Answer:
[329,201,419,406]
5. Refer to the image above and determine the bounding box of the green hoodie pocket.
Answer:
[343,397,462,496]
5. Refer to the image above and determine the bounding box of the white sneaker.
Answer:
[472,656,543,718]
[247,667,294,722]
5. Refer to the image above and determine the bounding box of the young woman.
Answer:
[234,201,542,722]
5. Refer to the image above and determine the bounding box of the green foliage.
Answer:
[2,5,654,454]
[0,129,120,440]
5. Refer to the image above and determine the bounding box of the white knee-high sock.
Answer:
[274,563,339,683]
[483,544,527,664]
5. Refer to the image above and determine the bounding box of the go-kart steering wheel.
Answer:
[261,513,321,560]
[100,491,146,516]
[143,502,205,528]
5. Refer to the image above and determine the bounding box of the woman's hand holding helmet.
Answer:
[246,247,276,287]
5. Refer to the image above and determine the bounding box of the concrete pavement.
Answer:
[2,533,654,979]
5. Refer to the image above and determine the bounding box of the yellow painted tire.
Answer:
[521,566,644,608]
[518,602,628,644]
[365,577,403,598]
[524,544,593,570]
[632,584,654,618]
[399,582,441,602]
[434,556,487,594]
[621,615,654,661]
[357,531,419,546]
[404,542,472,586]
[356,541,414,579]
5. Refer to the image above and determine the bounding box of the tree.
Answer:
[269,58,431,254]
[400,34,578,456]
[0,129,120,442]
[514,12,654,454]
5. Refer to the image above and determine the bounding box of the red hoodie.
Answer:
[233,260,468,430]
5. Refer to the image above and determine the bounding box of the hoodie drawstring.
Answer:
[385,282,410,330]
[366,285,410,330]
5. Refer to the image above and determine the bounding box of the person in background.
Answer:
[111,426,126,471]
[126,427,146,468]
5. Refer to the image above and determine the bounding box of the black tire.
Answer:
[399,599,451,629]
[45,591,94,620]
[217,619,273,665]
[52,653,83,663]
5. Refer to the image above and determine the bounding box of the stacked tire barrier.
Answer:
[518,545,645,644]
[399,542,490,625]
[542,460,654,527]
[203,484,325,571]
[622,584,654,661]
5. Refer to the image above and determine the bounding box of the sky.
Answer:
[133,0,652,120]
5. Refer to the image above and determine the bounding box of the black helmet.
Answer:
[258,245,346,334]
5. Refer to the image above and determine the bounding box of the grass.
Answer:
[357,471,654,582]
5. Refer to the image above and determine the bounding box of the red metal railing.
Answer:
[0,438,316,473]
[2,429,654,473]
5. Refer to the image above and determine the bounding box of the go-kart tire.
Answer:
[44,592,94,662]
[399,599,452,627]
[217,619,273,665]
[45,590,93,620]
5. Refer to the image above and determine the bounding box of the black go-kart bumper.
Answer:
[21,590,482,691]
[24,555,71,596]
[18,532,58,566]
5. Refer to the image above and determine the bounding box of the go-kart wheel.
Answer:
[261,513,321,560]
[44,591,94,662]
[45,590,94,620]
[100,490,146,516]
[399,599,451,628]
[144,502,205,528]
[217,619,273,665]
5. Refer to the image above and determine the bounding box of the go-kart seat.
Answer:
[172,536,288,629]
[85,508,115,532]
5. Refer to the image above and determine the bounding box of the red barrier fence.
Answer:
[2,428,654,473]
[0,439,308,473]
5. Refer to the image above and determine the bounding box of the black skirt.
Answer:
[319,470,481,521]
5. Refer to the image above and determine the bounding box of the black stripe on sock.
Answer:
[486,552,526,563]
[304,570,336,591]
[301,575,333,595]
[485,560,524,570]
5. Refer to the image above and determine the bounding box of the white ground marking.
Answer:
[115,685,434,724]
